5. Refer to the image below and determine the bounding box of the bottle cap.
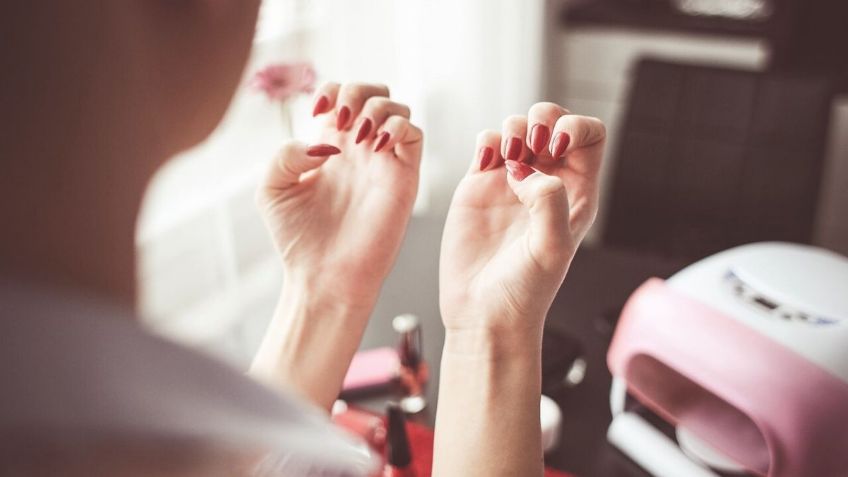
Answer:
[393,314,422,369]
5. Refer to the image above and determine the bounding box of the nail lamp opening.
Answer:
[607,242,848,477]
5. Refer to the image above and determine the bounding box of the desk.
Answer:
[542,247,683,477]
[354,217,684,476]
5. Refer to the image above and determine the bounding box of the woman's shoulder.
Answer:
[0,277,376,476]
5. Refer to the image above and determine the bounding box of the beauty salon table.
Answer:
[355,216,685,477]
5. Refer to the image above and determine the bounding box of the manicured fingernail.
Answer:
[336,106,351,130]
[505,160,534,181]
[312,95,329,117]
[355,118,373,144]
[306,144,341,157]
[505,137,522,161]
[479,146,494,171]
[551,131,571,158]
[374,132,390,152]
[530,124,550,155]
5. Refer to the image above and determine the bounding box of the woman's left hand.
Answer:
[257,82,422,309]
[434,103,605,477]
[439,103,606,336]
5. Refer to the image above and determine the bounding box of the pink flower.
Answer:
[249,62,316,102]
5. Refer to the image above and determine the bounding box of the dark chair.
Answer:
[603,58,835,261]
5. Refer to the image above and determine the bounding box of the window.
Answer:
[137,0,321,365]
[138,0,546,365]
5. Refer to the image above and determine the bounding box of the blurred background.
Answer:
[136,0,848,376]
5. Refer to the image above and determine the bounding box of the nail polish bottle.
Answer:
[392,314,429,414]
[331,400,388,452]
[383,403,416,477]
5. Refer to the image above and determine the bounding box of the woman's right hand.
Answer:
[250,83,422,410]
[439,103,606,342]
[257,82,422,310]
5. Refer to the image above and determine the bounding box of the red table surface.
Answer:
[334,407,575,477]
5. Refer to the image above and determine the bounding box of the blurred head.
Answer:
[0,0,262,168]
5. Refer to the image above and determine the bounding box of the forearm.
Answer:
[248,276,375,412]
[433,327,545,477]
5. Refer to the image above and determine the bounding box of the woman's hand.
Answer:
[257,82,422,309]
[433,103,605,477]
[250,83,422,410]
[439,103,605,338]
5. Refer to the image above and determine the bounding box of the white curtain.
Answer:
[311,0,547,210]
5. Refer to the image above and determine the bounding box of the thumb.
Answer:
[505,160,572,263]
[262,141,340,190]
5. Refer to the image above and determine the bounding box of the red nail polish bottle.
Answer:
[332,401,388,452]
[392,314,428,414]
[383,403,416,477]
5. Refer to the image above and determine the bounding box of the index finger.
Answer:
[551,114,606,176]
[311,82,341,117]
[334,83,391,131]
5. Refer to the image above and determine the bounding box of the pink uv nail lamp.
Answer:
[606,242,848,477]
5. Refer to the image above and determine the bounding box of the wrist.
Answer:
[251,271,376,410]
[277,277,374,326]
[443,325,543,362]
[436,327,544,477]
[280,265,381,317]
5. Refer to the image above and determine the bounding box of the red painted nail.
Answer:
[479,146,494,171]
[551,131,571,158]
[505,137,523,161]
[530,124,550,155]
[374,132,390,152]
[312,95,329,117]
[355,118,373,144]
[306,144,341,157]
[505,160,534,181]
[336,106,351,130]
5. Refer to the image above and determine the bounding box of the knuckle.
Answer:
[534,175,566,199]
[529,101,564,117]
[372,83,390,96]
[553,114,607,146]
[342,83,391,105]
[352,82,389,95]
[340,83,368,103]
[318,81,340,92]
[535,101,562,109]
[590,116,607,141]
[554,113,572,129]
[385,115,409,129]
[476,129,499,143]
[363,95,391,112]
[346,91,365,104]
[336,84,355,102]
[576,116,606,146]
[409,123,423,137]
[502,115,527,128]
